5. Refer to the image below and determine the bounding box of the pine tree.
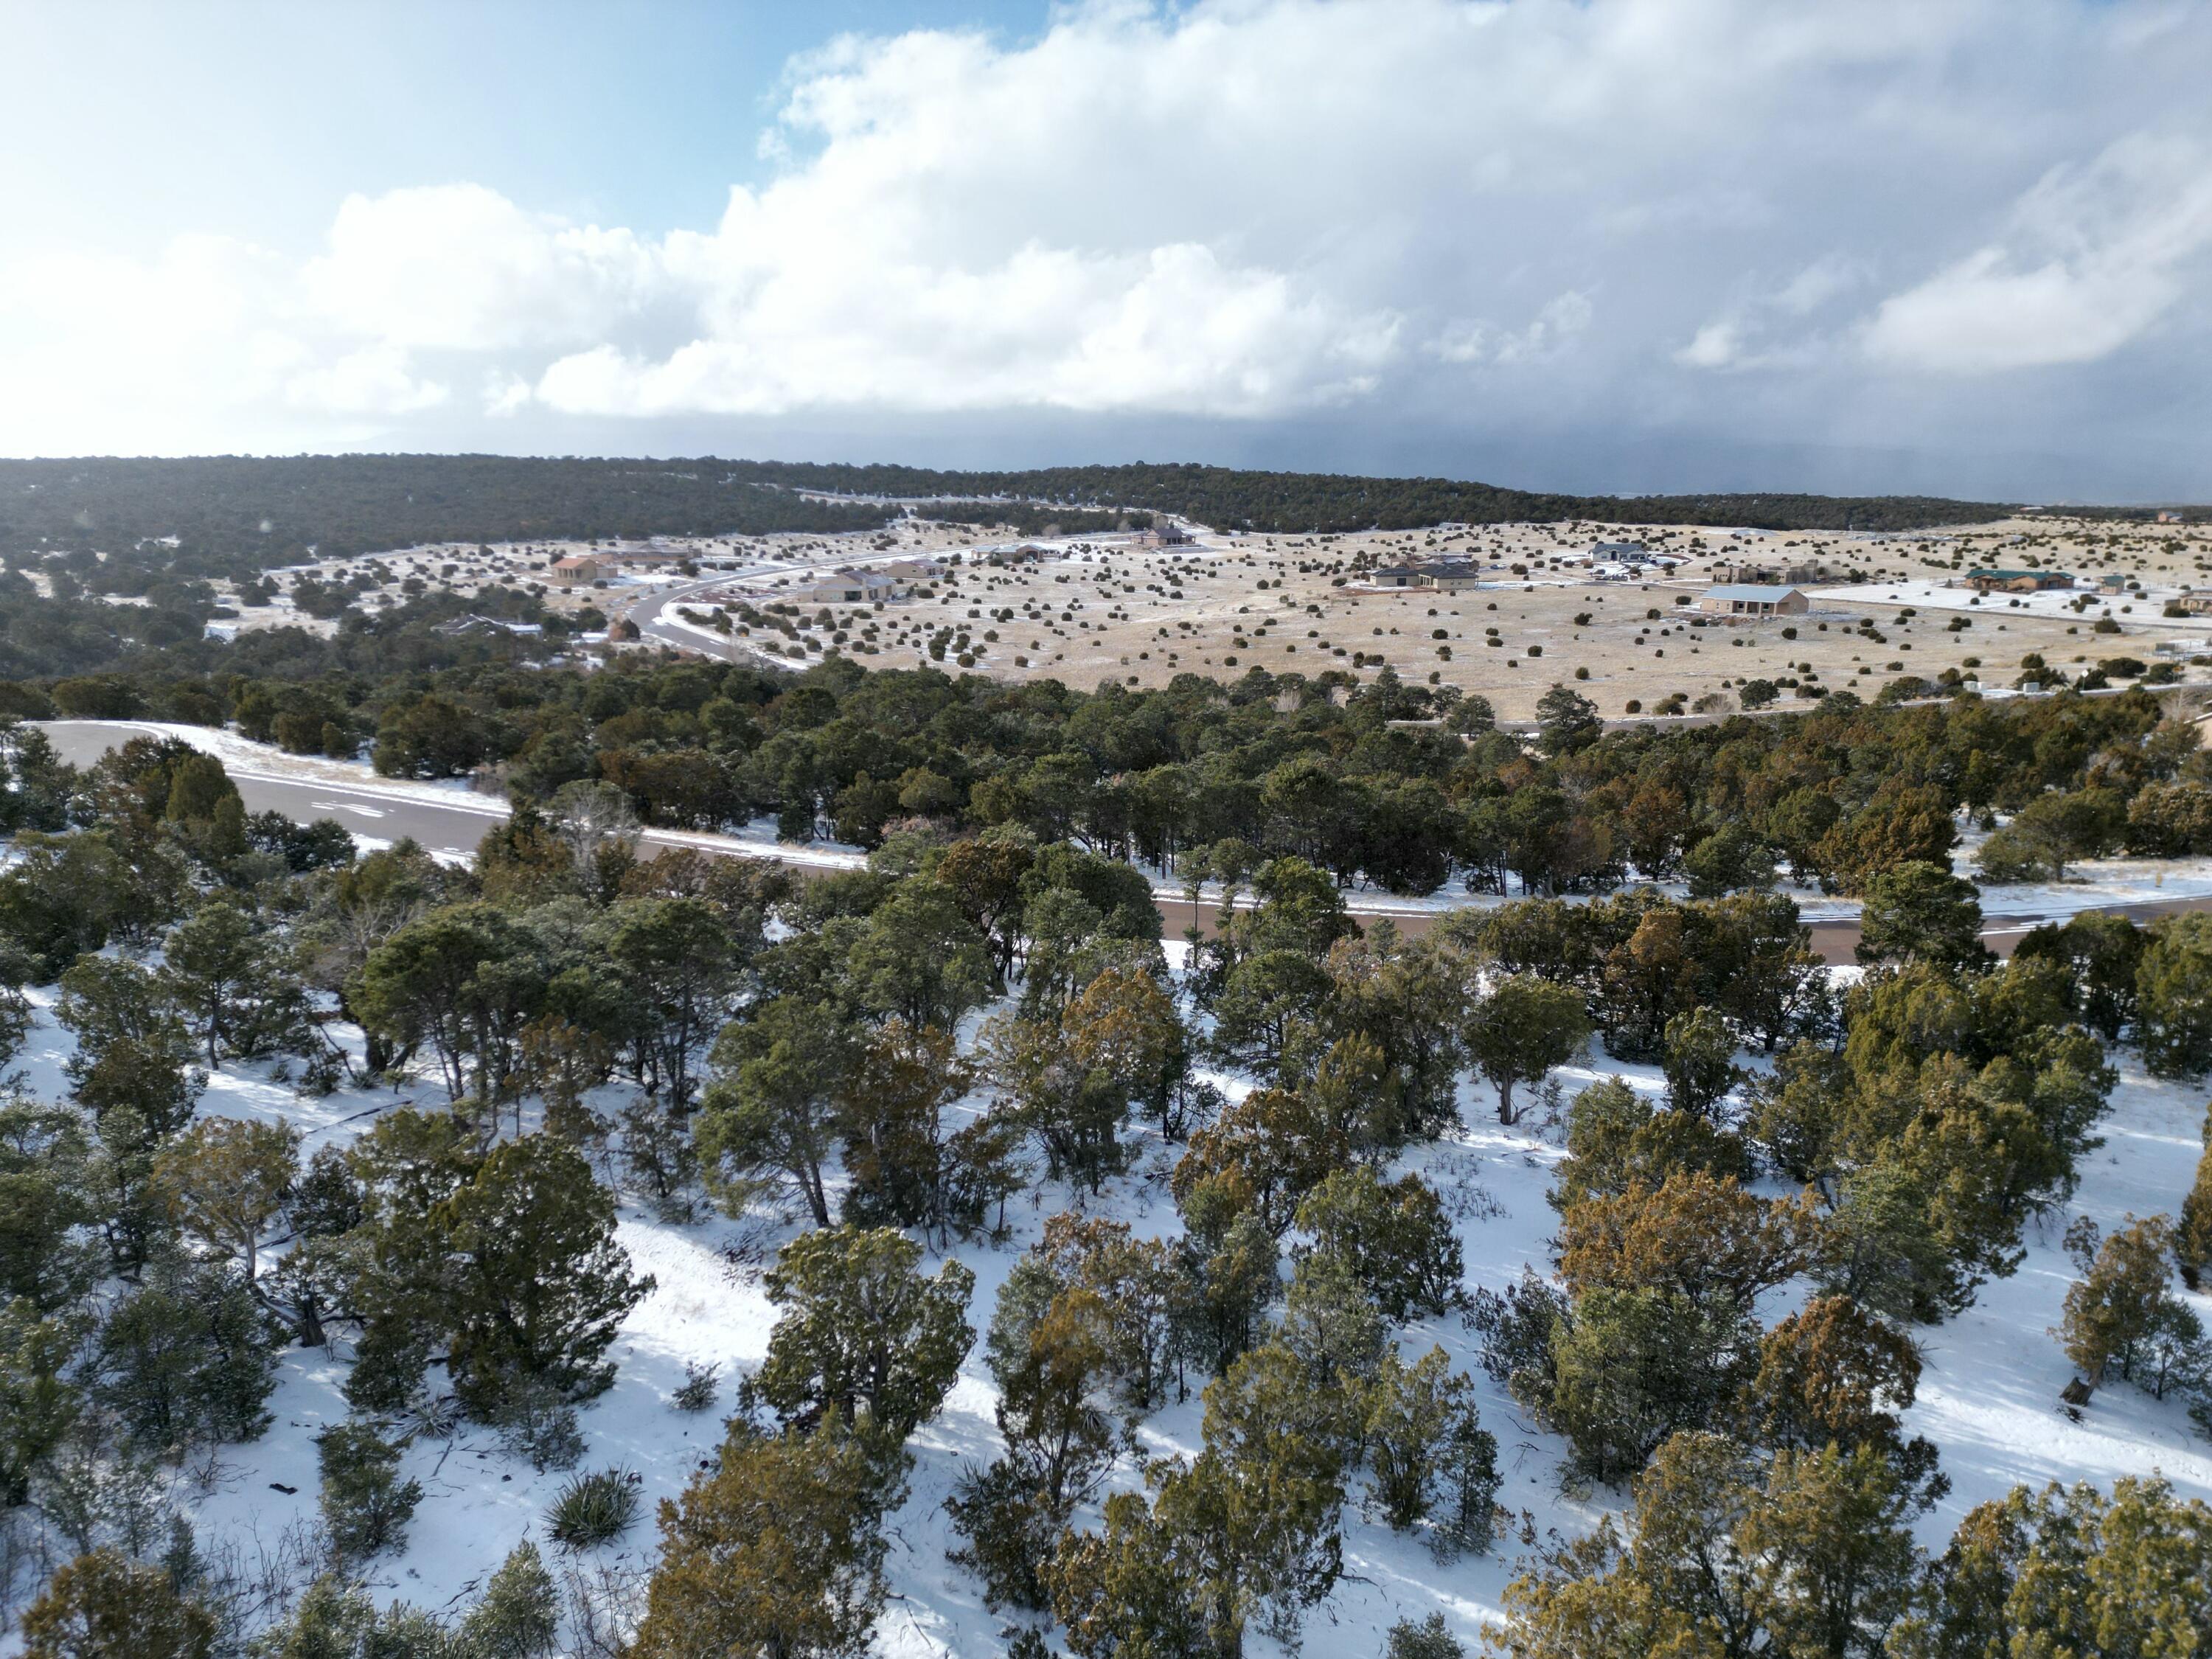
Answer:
[22,1549,215,1659]
[1739,1293,1924,1458]
[632,1419,891,1659]
[751,1225,974,1442]
[696,996,858,1228]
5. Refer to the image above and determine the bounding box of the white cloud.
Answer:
[4,0,2212,481]
[1863,134,2212,373]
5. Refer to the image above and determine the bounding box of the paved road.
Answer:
[41,721,2212,966]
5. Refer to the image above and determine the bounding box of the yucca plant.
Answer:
[546,1467,641,1551]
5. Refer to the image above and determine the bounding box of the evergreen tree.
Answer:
[1855,860,1988,971]
[22,1549,215,1659]
[456,1543,558,1659]
[2182,1107,2212,1290]
[0,1099,100,1311]
[751,1225,975,1441]
[431,1135,651,1413]
[95,1256,279,1453]
[2134,911,2212,1078]
[0,1297,80,1506]
[1363,1346,1500,1554]
[150,1116,299,1284]
[251,1576,451,1659]
[632,1419,891,1659]
[1893,1476,2212,1659]
[316,1420,423,1560]
[1547,1288,1758,1485]
[1464,975,1588,1126]
[1295,1166,1462,1322]
[697,997,858,1228]
[1660,1006,1739,1121]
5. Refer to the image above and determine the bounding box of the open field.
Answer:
[629,514,2212,718]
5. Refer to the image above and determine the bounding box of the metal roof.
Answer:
[1703,584,1804,600]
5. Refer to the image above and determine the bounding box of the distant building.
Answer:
[790,568,903,605]
[552,555,608,582]
[2171,591,2212,616]
[1966,568,2074,594]
[1591,539,1649,563]
[1699,584,1809,617]
[1425,561,1484,592]
[880,557,945,582]
[2100,573,2130,592]
[1130,524,1193,549]
[987,544,1048,566]
[1371,563,1428,588]
[1712,560,1823,585]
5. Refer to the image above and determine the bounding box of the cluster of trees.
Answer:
[30,642,2195,914]
[8,655,2212,1653]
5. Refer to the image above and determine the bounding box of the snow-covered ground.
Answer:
[13,960,2209,1653]
[1808,577,2196,630]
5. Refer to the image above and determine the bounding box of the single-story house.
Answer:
[1966,568,2075,594]
[1131,524,1193,549]
[1371,564,1428,588]
[1425,561,1484,592]
[1699,583,1809,617]
[552,555,608,582]
[792,568,902,605]
[2171,591,2212,616]
[880,557,945,582]
[1591,539,1649,563]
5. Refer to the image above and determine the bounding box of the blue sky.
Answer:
[7,0,2212,501]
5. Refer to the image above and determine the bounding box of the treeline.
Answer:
[0,459,2014,580]
[30,649,2199,902]
[0,456,894,566]
[728,458,2017,532]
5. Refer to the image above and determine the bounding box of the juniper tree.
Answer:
[431,1135,651,1414]
[151,1116,299,1284]
[751,1225,974,1442]
[1294,1166,1462,1323]
[1465,975,1589,1126]
[316,1420,422,1561]
[22,1548,215,1659]
[632,1419,891,1659]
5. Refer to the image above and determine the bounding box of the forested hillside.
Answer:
[0,456,2011,571]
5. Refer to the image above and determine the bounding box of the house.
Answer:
[552,555,608,582]
[1698,584,1809,617]
[1130,524,1192,549]
[1371,563,1427,588]
[1966,568,2074,594]
[1591,539,1649,564]
[880,557,945,582]
[1712,560,1823,585]
[1424,561,1484,592]
[2171,591,2212,616]
[2098,573,2131,593]
[987,544,1048,566]
[790,568,902,605]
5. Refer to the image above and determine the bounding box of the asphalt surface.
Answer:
[40,720,2212,966]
